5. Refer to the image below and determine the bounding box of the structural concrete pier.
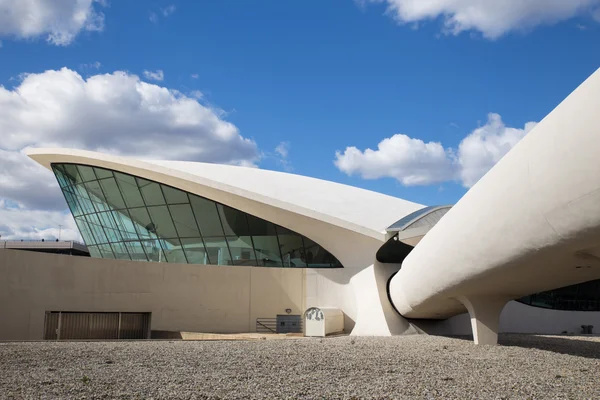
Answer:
[457,296,508,345]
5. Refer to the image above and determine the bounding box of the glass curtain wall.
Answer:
[517,279,600,311]
[52,163,342,268]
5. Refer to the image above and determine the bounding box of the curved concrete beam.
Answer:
[390,68,600,338]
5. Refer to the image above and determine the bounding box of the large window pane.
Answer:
[98,212,122,243]
[226,236,256,266]
[62,164,83,185]
[87,245,101,258]
[161,238,188,263]
[97,211,117,230]
[190,196,224,237]
[84,180,110,212]
[147,206,178,238]
[77,165,97,182]
[74,216,96,246]
[252,236,282,267]
[162,185,189,204]
[181,238,209,264]
[128,207,155,240]
[52,165,70,188]
[217,205,250,236]
[94,167,113,180]
[141,239,165,262]
[99,177,126,210]
[169,204,201,238]
[137,178,166,206]
[110,241,131,260]
[112,210,139,240]
[98,243,115,259]
[114,172,145,208]
[247,215,274,236]
[203,237,232,266]
[124,241,148,261]
[303,237,335,268]
[276,226,306,268]
[73,185,95,214]
[63,188,84,217]
[246,215,281,266]
[85,213,108,244]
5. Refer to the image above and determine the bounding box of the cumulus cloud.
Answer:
[143,69,164,81]
[457,114,538,187]
[0,0,105,45]
[335,113,537,187]
[335,135,454,186]
[0,67,259,240]
[362,0,600,39]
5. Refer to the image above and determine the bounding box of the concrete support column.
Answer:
[350,262,417,336]
[457,296,507,345]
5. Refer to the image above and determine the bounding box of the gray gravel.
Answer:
[1,334,600,399]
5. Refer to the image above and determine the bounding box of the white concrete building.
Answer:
[3,68,600,344]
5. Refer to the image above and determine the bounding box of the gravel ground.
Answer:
[1,334,600,399]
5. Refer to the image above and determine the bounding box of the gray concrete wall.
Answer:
[0,249,305,340]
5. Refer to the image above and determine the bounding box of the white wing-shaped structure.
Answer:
[390,67,600,344]
[27,147,423,335]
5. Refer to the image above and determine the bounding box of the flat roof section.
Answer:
[2,240,89,256]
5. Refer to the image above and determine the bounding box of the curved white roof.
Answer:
[27,148,423,241]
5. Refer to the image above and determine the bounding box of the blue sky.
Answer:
[1,0,600,239]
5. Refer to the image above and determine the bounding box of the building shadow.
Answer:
[440,333,600,359]
[498,334,600,359]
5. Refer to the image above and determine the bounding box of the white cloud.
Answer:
[162,5,176,17]
[275,142,290,159]
[189,90,203,99]
[80,61,102,71]
[457,114,537,187]
[149,4,175,23]
[335,135,454,185]
[191,73,199,79]
[335,113,536,187]
[0,67,259,239]
[0,200,80,241]
[363,0,600,39]
[0,0,105,45]
[274,141,292,171]
[143,69,164,81]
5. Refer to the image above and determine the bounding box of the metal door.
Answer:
[43,312,150,340]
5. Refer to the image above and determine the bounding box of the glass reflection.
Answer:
[52,163,342,268]
[518,279,600,311]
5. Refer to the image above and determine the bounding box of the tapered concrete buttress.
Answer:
[457,296,508,345]
[350,262,418,336]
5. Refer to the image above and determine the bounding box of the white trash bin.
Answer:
[304,307,344,337]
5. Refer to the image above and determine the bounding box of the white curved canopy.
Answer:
[27,148,423,243]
